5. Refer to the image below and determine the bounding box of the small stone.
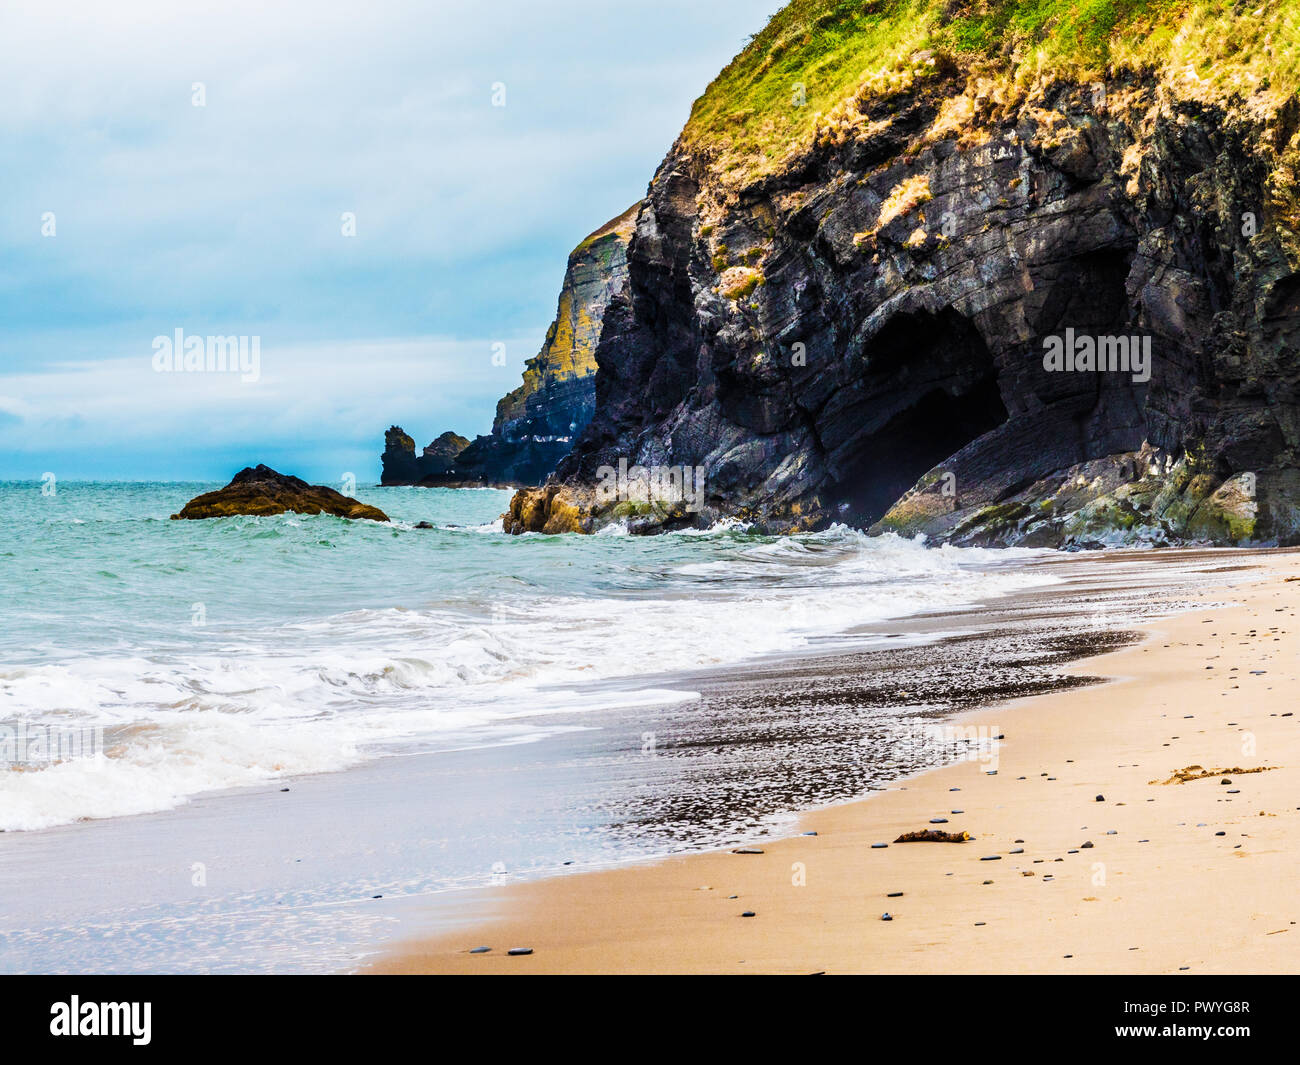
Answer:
[1215,831,1226,836]
[507,947,534,956]
[469,946,491,954]
[1009,848,1024,854]
[974,921,986,926]
[881,913,893,921]
[1095,795,1105,802]
[980,855,1001,861]
[732,848,765,855]
[741,911,756,918]
[1081,841,1094,849]
[930,818,948,824]
[802,831,818,836]
[871,843,888,849]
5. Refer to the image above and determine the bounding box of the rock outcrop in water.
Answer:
[507,2,1300,546]
[385,204,638,487]
[380,427,474,486]
[173,465,389,522]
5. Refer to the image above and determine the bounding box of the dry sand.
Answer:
[373,551,1300,974]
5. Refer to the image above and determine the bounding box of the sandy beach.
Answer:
[374,549,1300,974]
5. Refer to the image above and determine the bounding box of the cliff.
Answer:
[508,0,1300,545]
[385,205,638,487]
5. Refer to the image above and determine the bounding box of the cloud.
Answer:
[0,333,542,480]
[0,0,780,478]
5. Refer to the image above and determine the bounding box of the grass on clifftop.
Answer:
[684,0,1300,183]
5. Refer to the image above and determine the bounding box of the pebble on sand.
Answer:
[507,948,534,956]
[469,946,491,954]
[732,848,765,855]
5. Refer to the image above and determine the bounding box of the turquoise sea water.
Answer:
[0,481,1057,832]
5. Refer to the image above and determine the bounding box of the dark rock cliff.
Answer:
[509,42,1300,545]
[385,205,638,488]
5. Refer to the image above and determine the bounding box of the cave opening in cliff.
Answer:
[829,309,1007,528]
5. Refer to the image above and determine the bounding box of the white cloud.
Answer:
[0,0,781,478]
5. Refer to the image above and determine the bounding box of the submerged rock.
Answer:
[171,465,389,522]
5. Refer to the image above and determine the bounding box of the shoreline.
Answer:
[372,549,1300,974]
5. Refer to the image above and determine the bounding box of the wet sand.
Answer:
[374,549,1300,974]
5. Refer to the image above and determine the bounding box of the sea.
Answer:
[0,480,1057,834]
[13,480,1252,972]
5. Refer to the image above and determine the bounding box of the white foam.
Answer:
[0,530,1057,830]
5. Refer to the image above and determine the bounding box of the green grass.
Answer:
[683,0,1300,184]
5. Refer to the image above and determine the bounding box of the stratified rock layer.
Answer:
[173,465,389,522]
[523,47,1300,545]
[386,205,638,488]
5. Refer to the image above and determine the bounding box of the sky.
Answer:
[0,0,780,482]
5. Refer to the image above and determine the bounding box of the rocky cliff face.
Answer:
[433,204,638,486]
[509,3,1300,545]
